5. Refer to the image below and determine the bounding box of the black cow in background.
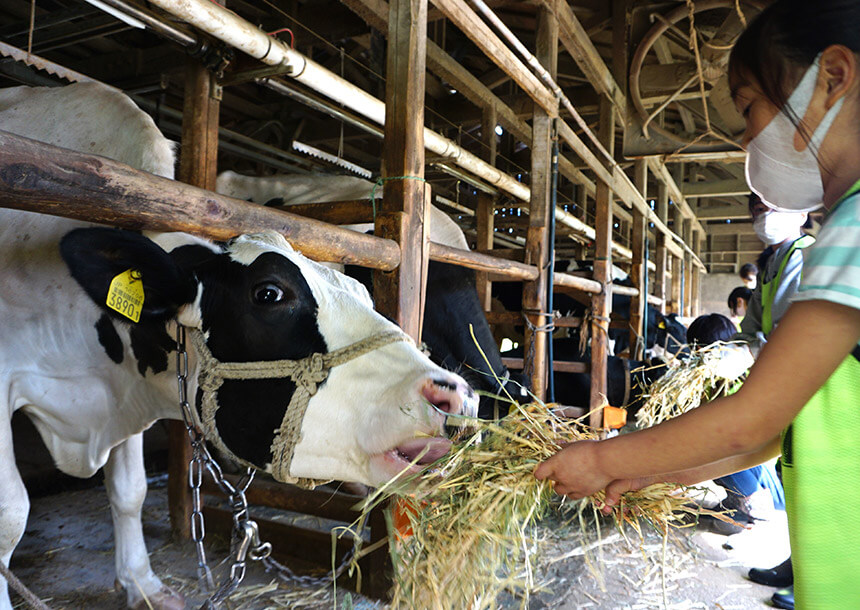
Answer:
[346,261,530,420]
[493,275,688,359]
[502,338,669,417]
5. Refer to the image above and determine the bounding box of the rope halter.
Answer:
[189,328,413,489]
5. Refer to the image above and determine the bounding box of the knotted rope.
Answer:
[190,329,412,489]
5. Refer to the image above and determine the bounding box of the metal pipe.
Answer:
[146,0,530,202]
[257,77,384,139]
[83,0,198,47]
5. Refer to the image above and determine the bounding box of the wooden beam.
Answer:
[706,222,756,235]
[374,0,430,343]
[696,203,750,220]
[502,357,588,374]
[429,243,538,280]
[647,158,706,236]
[169,57,221,541]
[522,4,557,400]
[682,218,693,318]
[629,159,647,359]
[0,138,403,271]
[430,0,557,116]
[548,0,626,122]
[476,105,497,311]
[682,178,750,198]
[590,95,614,427]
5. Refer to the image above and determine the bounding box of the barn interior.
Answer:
[0,0,793,608]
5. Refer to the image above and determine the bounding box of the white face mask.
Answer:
[753,211,806,245]
[745,55,844,213]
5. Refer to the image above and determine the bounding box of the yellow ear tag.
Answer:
[106,269,144,323]
[658,320,666,329]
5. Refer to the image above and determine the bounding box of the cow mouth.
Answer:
[382,436,452,475]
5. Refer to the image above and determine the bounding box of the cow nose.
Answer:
[420,375,475,418]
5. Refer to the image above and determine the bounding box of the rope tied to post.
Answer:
[521,309,555,379]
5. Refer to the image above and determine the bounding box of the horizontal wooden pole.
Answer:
[554,271,602,294]
[202,475,362,523]
[271,199,375,224]
[0,131,401,270]
[485,310,521,325]
[682,178,749,198]
[429,242,538,280]
[502,357,588,374]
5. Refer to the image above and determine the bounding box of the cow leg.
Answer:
[104,434,184,610]
[0,417,29,610]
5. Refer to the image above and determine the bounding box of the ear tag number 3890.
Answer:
[106,269,144,323]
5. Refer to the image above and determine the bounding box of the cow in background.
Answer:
[0,83,477,610]
[217,171,530,418]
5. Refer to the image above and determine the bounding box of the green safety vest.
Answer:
[779,189,860,609]
[761,234,816,335]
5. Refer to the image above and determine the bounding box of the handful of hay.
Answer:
[351,402,707,609]
[636,342,752,429]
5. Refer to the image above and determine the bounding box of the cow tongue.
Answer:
[396,437,452,465]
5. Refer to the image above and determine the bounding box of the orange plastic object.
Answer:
[602,405,627,429]
[393,497,420,539]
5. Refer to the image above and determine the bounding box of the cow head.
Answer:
[651,312,689,358]
[60,229,478,486]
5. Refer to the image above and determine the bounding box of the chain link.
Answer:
[174,323,365,608]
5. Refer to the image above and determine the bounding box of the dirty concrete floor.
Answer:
[8,477,790,610]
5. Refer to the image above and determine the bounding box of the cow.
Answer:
[502,338,669,417]
[215,170,470,251]
[0,82,477,610]
[215,171,530,417]
[493,278,688,359]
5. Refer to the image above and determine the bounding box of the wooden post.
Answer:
[368,0,430,598]
[169,57,221,540]
[629,159,647,359]
[373,0,429,342]
[692,229,702,317]
[476,106,498,311]
[522,5,557,400]
[682,218,693,318]
[671,205,685,315]
[590,94,614,424]
[654,181,669,313]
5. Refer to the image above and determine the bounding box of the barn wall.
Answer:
[699,272,746,317]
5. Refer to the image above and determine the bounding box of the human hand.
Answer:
[598,477,657,515]
[533,440,612,500]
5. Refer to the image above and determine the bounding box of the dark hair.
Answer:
[739,262,758,281]
[687,314,737,346]
[729,0,860,112]
[728,286,752,315]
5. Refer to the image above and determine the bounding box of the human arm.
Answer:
[597,435,782,513]
[534,299,860,499]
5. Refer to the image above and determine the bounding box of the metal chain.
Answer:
[174,324,366,608]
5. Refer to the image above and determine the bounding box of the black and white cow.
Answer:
[215,171,530,417]
[0,83,476,610]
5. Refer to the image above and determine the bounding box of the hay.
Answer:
[352,402,710,610]
[635,342,749,429]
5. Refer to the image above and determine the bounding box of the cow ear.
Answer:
[60,228,198,323]
[655,312,668,330]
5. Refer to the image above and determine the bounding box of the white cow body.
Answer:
[216,169,471,251]
[0,83,476,610]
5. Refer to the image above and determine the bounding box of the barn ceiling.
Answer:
[0,0,770,269]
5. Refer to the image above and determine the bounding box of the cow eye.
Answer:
[253,282,285,304]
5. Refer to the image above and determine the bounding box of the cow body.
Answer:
[215,170,470,250]
[0,83,476,610]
